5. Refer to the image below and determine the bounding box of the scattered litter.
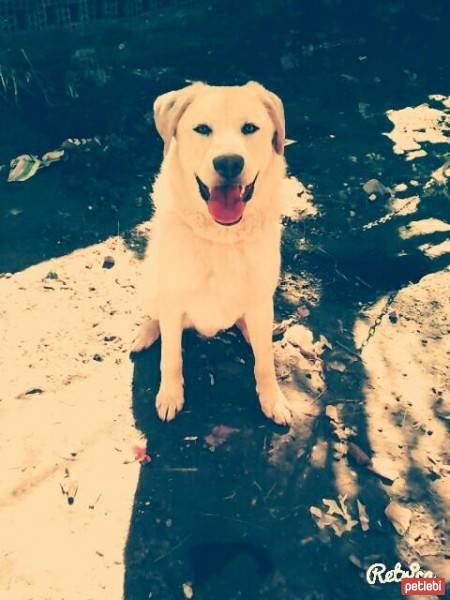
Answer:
[327,360,347,373]
[133,445,151,464]
[184,436,198,442]
[325,404,355,444]
[93,353,103,362]
[8,154,41,182]
[385,501,412,535]
[362,179,391,197]
[46,271,58,280]
[42,149,64,164]
[284,138,297,147]
[310,495,358,537]
[281,324,328,363]
[102,256,115,269]
[3,137,104,183]
[205,425,239,447]
[325,405,339,422]
[182,582,194,599]
[356,499,370,531]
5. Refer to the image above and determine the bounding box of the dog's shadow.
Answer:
[125,329,291,599]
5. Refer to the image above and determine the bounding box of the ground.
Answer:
[0,2,449,599]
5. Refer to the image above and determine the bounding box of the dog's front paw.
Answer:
[258,385,292,426]
[156,385,184,421]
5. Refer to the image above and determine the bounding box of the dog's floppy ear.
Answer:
[153,82,205,156]
[246,81,285,155]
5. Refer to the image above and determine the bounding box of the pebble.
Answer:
[102,256,115,269]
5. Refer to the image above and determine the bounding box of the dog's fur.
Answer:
[132,81,292,425]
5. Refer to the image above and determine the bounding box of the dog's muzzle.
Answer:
[195,173,258,226]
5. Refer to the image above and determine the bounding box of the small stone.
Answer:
[102,256,115,269]
[93,354,103,362]
[388,311,398,323]
[368,193,377,201]
[394,183,408,192]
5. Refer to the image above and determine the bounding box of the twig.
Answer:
[21,48,52,106]
[333,339,363,361]
[153,533,191,564]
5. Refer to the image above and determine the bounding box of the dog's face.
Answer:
[154,82,285,227]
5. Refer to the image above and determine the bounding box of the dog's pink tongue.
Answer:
[208,186,244,224]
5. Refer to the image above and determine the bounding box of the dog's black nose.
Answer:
[212,154,244,179]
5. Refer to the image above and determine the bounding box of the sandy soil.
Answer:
[0,236,144,600]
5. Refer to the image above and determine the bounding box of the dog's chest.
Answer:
[183,243,248,335]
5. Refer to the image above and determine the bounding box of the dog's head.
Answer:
[153,81,285,227]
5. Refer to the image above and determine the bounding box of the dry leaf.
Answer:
[283,324,315,350]
[385,501,412,535]
[272,318,293,337]
[205,425,239,447]
[357,499,370,531]
[368,456,399,482]
[310,495,358,537]
[318,334,332,350]
[325,405,339,422]
[182,582,194,599]
[133,445,151,464]
[328,361,346,373]
[348,554,363,569]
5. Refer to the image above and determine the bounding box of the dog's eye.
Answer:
[241,123,259,135]
[193,124,212,136]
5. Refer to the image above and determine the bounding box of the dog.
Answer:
[132,81,292,425]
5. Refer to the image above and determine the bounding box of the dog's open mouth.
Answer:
[195,174,258,226]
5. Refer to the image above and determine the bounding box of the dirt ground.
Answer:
[0,2,449,599]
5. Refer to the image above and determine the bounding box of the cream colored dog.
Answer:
[132,81,292,425]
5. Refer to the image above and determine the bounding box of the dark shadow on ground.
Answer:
[1,1,448,598]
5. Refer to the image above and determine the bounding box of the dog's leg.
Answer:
[156,310,184,421]
[236,317,250,344]
[131,318,160,353]
[244,304,292,425]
